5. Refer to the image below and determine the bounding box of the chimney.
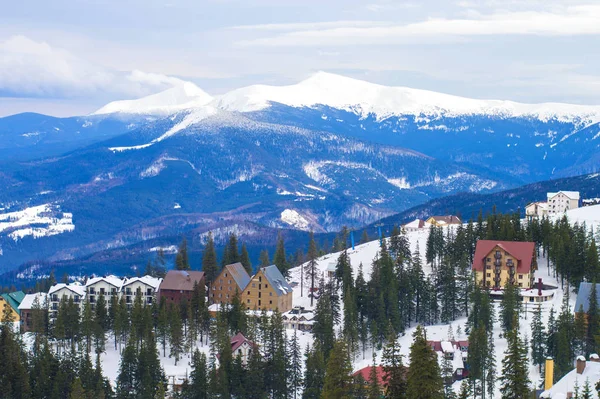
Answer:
[590,353,600,362]
[576,356,586,374]
[545,358,554,391]
[567,392,573,399]
[538,278,543,296]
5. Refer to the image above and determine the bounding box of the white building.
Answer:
[282,307,315,331]
[48,283,86,317]
[525,201,548,219]
[121,276,162,306]
[541,355,600,398]
[547,191,580,215]
[85,275,124,309]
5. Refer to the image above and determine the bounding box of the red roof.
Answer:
[230,332,254,353]
[353,366,387,386]
[472,240,535,274]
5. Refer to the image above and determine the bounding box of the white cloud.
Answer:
[229,20,390,31]
[237,5,600,47]
[0,35,188,100]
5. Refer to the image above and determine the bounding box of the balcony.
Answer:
[494,259,501,267]
[494,252,502,259]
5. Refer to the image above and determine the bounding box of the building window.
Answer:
[247,299,250,304]
[518,283,523,287]
[486,258,491,262]
[247,291,250,295]
[486,273,491,278]
[518,275,523,279]
[269,292,272,296]
[252,283,255,288]
[270,300,273,305]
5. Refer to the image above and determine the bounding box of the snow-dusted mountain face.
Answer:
[1,71,600,276]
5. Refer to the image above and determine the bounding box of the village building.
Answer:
[472,240,536,289]
[230,332,255,365]
[0,291,25,322]
[425,215,462,227]
[210,263,251,305]
[547,191,580,215]
[525,201,549,220]
[18,293,48,332]
[159,270,205,305]
[85,275,124,309]
[402,218,429,232]
[282,307,315,331]
[428,340,469,381]
[540,355,600,398]
[48,283,86,317]
[121,276,161,307]
[241,265,293,312]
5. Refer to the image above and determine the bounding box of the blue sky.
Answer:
[1,0,600,116]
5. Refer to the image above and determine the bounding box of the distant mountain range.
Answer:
[1,72,600,278]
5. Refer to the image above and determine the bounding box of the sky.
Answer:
[1,0,600,117]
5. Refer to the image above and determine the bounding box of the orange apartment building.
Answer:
[241,265,293,312]
[472,240,536,289]
[209,262,251,304]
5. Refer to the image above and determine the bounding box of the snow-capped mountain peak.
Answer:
[93,82,213,116]
[214,71,600,123]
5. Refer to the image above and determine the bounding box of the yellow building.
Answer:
[1,291,25,322]
[472,240,536,289]
[241,265,293,312]
[425,215,462,227]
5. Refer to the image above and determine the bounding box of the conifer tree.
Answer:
[582,378,593,399]
[321,340,353,399]
[382,334,407,399]
[225,233,240,265]
[406,325,443,399]
[500,282,520,333]
[175,237,190,270]
[246,347,267,399]
[303,345,326,399]
[288,330,303,399]
[240,243,253,275]
[81,300,94,353]
[367,361,381,399]
[360,230,370,244]
[70,378,85,399]
[259,249,271,267]
[274,234,289,277]
[169,307,184,365]
[499,318,530,399]
[202,232,219,284]
[116,342,138,399]
[587,282,599,355]
[307,231,318,307]
[188,350,209,399]
[530,304,546,372]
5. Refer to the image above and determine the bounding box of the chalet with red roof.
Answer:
[352,365,388,392]
[472,240,536,289]
[230,332,255,365]
[158,270,205,305]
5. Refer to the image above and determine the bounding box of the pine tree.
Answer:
[500,282,520,333]
[202,232,219,284]
[81,300,94,353]
[457,379,472,399]
[274,234,289,277]
[531,304,546,373]
[225,233,240,265]
[302,345,326,399]
[246,346,267,399]
[582,378,593,399]
[169,307,184,365]
[586,282,599,355]
[406,325,443,399]
[360,230,370,244]
[175,237,190,270]
[240,243,253,275]
[382,333,407,399]
[70,378,86,399]
[259,249,271,267]
[499,318,531,399]
[116,342,138,399]
[307,231,318,307]
[321,340,353,399]
[188,349,209,399]
[367,361,381,399]
[288,330,303,399]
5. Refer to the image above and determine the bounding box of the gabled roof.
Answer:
[18,293,48,310]
[261,265,292,296]
[575,282,600,313]
[428,215,462,225]
[49,283,86,297]
[122,276,162,289]
[1,291,25,313]
[548,191,580,200]
[403,219,427,229]
[230,332,254,353]
[472,240,535,273]
[222,263,251,291]
[86,275,124,289]
[160,270,205,291]
[352,366,388,387]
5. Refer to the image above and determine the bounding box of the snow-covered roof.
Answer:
[18,293,48,310]
[49,283,86,296]
[547,191,580,200]
[540,360,600,398]
[441,341,454,353]
[326,262,336,272]
[86,275,124,289]
[122,275,162,289]
[261,265,293,296]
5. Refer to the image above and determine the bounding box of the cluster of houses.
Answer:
[1,262,293,333]
[526,190,581,219]
[402,215,462,232]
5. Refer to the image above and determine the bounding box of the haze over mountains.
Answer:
[1,72,600,278]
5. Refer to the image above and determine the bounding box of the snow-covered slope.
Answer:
[93,82,213,115]
[564,204,600,228]
[214,71,600,123]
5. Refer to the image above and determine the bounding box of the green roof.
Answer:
[1,291,25,313]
